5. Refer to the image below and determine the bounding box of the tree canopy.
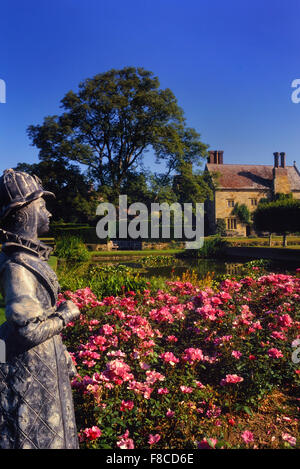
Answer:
[28,67,207,199]
[172,162,214,206]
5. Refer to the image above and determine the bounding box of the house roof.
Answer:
[206,164,300,191]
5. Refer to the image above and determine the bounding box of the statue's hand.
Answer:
[57,300,80,325]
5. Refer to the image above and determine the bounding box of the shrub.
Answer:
[197,236,229,259]
[216,218,226,236]
[54,235,91,262]
[61,269,300,449]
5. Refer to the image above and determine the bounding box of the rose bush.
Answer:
[61,270,300,449]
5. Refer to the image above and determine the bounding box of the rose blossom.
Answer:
[120,400,134,411]
[79,426,102,442]
[268,348,283,358]
[198,437,218,449]
[220,374,244,386]
[241,430,254,444]
[166,409,175,417]
[117,430,135,449]
[282,433,296,446]
[148,434,161,445]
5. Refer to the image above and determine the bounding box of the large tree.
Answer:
[28,67,207,199]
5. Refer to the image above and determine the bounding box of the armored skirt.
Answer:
[0,249,79,449]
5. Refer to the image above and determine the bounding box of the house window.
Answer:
[227,218,237,230]
[227,199,235,207]
[250,198,258,206]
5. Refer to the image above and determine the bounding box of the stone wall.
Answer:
[273,168,291,194]
[214,189,270,236]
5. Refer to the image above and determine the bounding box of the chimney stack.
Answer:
[207,150,214,164]
[273,151,291,195]
[218,151,224,164]
[273,152,279,168]
[207,150,224,164]
[280,152,286,168]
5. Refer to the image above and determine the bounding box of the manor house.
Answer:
[205,151,300,236]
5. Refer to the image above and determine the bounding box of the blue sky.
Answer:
[0,0,300,176]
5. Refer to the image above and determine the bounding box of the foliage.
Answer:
[140,256,177,267]
[58,263,149,298]
[197,236,229,259]
[177,237,229,260]
[253,199,300,235]
[49,225,104,244]
[232,203,251,225]
[28,67,207,199]
[61,268,300,449]
[241,259,273,273]
[149,173,178,206]
[0,295,5,325]
[172,162,214,206]
[215,219,226,236]
[15,161,99,223]
[274,193,293,201]
[54,235,91,262]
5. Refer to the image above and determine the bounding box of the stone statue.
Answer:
[0,169,80,449]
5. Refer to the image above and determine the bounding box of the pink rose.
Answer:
[241,430,254,444]
[148,434,161,445]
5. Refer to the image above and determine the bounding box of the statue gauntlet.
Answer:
[56,300,80,326]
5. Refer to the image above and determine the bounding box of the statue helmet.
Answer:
[0,168,55,219]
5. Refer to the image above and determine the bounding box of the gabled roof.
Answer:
[206,164,300,191]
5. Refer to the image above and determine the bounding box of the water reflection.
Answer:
[93,258,245,280]
[93,257,297,280]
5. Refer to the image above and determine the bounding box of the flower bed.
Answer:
[61,269,300,449]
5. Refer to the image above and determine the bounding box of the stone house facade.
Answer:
[205,151,300,236]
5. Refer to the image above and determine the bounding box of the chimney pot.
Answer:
[280,152,286,168]
[218,150,224,164]
[273,152,279,168]
[213,151,218,164]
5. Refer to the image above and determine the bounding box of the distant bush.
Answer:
[54,235,91,262]
[215,218,226,236]
[50,225,105,244]
[178,237,229,259]
[197,237,229,259]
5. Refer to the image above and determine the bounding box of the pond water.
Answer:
[96,257,297,280]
